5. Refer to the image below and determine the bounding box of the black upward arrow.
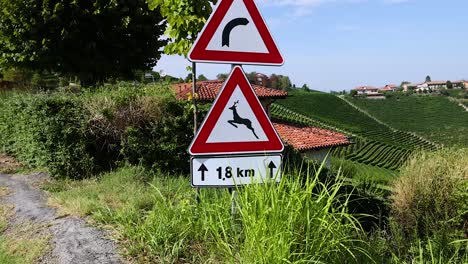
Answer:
[198,164,208,181]
[268,161,277,178]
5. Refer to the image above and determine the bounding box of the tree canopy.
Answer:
[215,71,294,90]
[0,0,167,85]
[147,0,217,56]
[446,80,453,89]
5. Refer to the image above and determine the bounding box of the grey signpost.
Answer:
[186,0,285,227]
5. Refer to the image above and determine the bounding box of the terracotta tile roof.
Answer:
[427,81,449,85]
[273,122,350,151]
[172,80,288,102]
[380,85,397,91]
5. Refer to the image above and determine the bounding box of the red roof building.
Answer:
[353,85,380,96]
[172,80,288,102]
[273,122,350,151]
[380,84,397,92]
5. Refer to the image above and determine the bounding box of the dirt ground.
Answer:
[0,172,124,264]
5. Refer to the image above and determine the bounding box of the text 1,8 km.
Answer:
[216,166,255,180]
[191,155,282,188]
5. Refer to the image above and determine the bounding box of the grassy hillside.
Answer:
[277,91,437,143]
[349,96,468,147]
[276,91,388,134]
[331,158,398,185]
[272,91,443,173]
[275,91,436,150]
[271,103,410,175]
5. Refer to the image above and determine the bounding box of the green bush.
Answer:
[0,68,33,88]
[391,149,467,240]
[0,82,193,178]
[119,99,192,173]
[384,149,468,261]
[83,83,193,174]
[0,92,93,178]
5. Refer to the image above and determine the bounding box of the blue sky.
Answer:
[155,0,468,92]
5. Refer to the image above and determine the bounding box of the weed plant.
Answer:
[366,148,468,263]
[392,148,467,241]
[209,166,370,263]
[48,165,371,263]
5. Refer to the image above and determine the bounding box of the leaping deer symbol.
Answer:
[228,101,259,139]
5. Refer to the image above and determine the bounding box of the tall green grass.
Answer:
[48,165,371,263]
[392,148,467,241]
[47,149,468,263]
[366,148,468,263]
[0,242,16,264]
[207,167,369,263]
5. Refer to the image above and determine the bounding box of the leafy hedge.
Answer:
[0,83,193,178]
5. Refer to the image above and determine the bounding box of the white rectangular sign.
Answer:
[191,155,282,187]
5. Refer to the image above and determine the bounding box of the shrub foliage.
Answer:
[0,83,193,178]
[386,149,468,261]
[391,149,468,240]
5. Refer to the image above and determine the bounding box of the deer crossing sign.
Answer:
[189,66,284,156]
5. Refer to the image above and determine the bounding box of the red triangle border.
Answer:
[189,66,284,155]
[188,0,284,66]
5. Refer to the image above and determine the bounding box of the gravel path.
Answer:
[0,173,123,264]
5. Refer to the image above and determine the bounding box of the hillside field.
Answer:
[276,91,388,134]
[275,91,435,149]
[274,91,442,173]
[350,96,468,147]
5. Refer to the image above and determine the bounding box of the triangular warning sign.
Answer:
[189,66,284,156]
[188,0,284,66]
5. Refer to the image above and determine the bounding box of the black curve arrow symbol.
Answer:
[222,18,249,47]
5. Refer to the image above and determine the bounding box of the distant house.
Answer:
[415,83,429,92]
[403,80,467,92]
[451,80,467,89]
[354,86,380,95]
[352,85,391,99]
[427,81,448,90]
[172,80,350,166]
[380,84,398,92]
[273,121,350,168]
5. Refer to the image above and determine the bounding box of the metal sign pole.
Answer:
[192,62,202,204]
[229,64,241,233]
[192,62,198,135]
